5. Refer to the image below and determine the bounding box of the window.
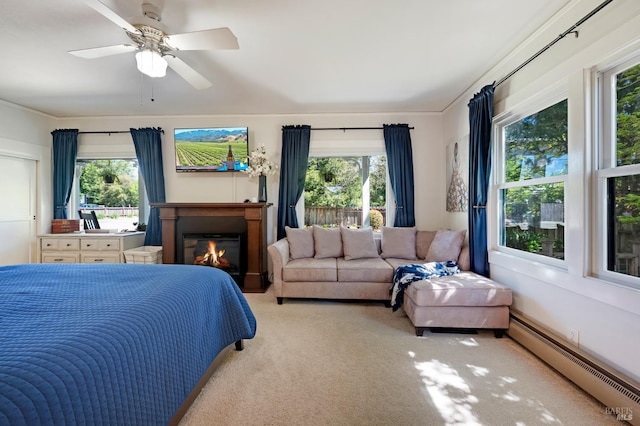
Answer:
[74,159,144,231]
[303,155,387,230]
[597,58,640,280]
[496,99,568,260]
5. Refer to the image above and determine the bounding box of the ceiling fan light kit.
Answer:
[135,49,167,78]
[72,0,239,89]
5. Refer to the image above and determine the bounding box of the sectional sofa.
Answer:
[267,225,513,336]
[268,225,468,305]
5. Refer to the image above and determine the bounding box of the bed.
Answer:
[0,263,257,425]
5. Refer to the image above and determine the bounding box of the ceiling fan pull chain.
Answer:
[139,72,144,108]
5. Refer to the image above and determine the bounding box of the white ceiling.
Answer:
[0,0,570,118]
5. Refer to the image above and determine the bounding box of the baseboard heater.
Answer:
[508,311,639,425]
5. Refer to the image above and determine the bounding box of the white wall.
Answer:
[0,100,55,236]
[57,112,444,243]
[442,0,640,382]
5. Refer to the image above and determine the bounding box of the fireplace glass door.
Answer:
[182,233,243,282]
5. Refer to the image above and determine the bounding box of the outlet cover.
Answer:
[568,328,580,345]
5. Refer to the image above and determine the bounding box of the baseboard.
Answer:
[508,311,639,425]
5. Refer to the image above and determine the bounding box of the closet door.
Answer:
[0,155,36,264]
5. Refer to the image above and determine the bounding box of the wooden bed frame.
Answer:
[168,340,244,425]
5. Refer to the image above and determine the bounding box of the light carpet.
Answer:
[180,286,617,425]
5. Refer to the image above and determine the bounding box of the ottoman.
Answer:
[403,271,512,337]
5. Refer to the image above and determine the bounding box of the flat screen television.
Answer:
[174,127,249,172]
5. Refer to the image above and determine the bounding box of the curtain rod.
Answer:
[494,0,613,88]
[78,131,129,135]
[78,129,165,135]
[311,126,414,131]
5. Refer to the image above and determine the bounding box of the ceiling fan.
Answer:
[69,0,239,89]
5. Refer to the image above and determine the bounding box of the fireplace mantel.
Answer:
[152,202,272,293]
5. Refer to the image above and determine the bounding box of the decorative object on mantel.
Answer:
[242,144,278,202]
[258,175,268,203]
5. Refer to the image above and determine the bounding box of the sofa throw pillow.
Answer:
[425,229,466,263]
[380,226,417,259]
[285,226,314,259]
[340,226,379,261]
[313,226,343,259]
[416,230,437,259]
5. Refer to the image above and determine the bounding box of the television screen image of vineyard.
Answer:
[175,127,249,172]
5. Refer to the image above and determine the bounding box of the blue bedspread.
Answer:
[0,263,257,425]
[390,261,460,311]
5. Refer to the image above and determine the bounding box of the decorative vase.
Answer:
[258,174,267,202]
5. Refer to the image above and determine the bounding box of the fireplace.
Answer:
[154,203,271,293]
[182,233,245,285]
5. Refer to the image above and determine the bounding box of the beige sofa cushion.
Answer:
[340,226,379,260]
[425,229,466,262]
[382,253,471,272]
[313,226,343,259]
[283,258,337,282]
[457,246,471,271]
[286,226,314,259]
[383,258,418,270]
[380,226,417,260]
[416,230,437,259]
[337,257,393,282]
[404,272,512,307]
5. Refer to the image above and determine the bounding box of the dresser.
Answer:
[39,232,146,264]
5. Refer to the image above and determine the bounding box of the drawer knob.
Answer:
[54,258,63,262]
[66,243,71,247]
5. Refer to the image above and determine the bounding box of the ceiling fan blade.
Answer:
[165,55,212,90]
[165,28,239,51]
[69,44,138,59]
[85,0,139,34]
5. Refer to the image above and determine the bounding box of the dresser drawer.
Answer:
[41,238,80,251]
[81,254,120,263]
[81,238,120,251]
[42,254,79,263]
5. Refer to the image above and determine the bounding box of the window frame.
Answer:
[492,92,569,266]
[71,157,148,229]
[593,55,640,286]
[72,134,148,228]
[301,141,394,229]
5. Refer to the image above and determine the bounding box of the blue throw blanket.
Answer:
[390,261,460,311]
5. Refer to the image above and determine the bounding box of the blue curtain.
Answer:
[468,84,495,277]
[130,128,165,246]
[383,124,415,227]
[52,129,79,219]
[277,125,311,240]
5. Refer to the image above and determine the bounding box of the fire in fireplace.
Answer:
[194,240,231,268]
[182,233,243,282]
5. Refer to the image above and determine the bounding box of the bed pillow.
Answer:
[340,226,379,261]
[425,229,466,263]
[285,226,314,259]
[380,226,417,259]
[416,230,437,259]
[313,226,343,258]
